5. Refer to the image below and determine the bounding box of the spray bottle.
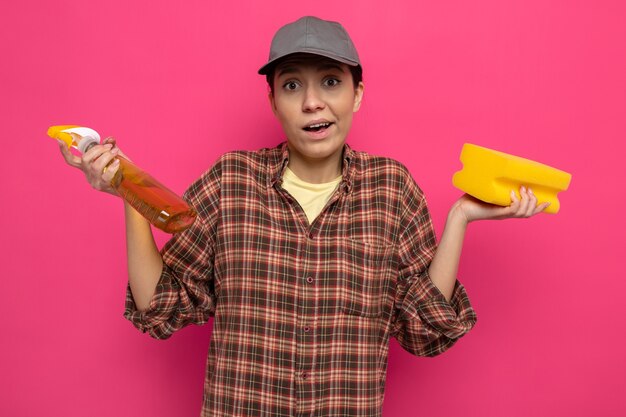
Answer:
[48,125,196,233]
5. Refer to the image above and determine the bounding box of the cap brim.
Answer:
[258,51,360,75]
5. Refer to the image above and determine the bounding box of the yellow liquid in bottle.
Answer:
[56,130,196,233]
[111,157,197,233]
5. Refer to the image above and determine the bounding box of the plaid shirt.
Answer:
[125,142,477,417]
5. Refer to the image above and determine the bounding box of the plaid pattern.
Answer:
[124,142,477,417]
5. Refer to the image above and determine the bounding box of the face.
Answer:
[269,54,364,170]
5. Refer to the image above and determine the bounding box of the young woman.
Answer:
[59,16,548,417]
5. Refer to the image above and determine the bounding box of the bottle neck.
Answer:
[84,142,96,153]
[80,139,99,154]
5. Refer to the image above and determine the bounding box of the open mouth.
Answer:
[303,122,333,132]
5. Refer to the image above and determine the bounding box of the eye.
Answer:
[323,78,342,87]
[283,81,300,91]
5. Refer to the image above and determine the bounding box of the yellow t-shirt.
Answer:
[282,167,342,224]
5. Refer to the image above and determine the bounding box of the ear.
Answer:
[268,91,278,116]
[353,82,364,112]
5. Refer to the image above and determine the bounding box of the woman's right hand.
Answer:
[58,136,123,196]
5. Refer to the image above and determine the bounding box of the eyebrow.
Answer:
[276,62,346,78]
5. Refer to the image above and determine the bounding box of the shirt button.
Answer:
[302,372,308,380]
[308,232,314,240]
[306,276,314,284]
[303,326,310,333]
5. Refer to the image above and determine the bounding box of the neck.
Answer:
[286,150,343,184]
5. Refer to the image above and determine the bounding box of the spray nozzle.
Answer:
[47,125,101,154]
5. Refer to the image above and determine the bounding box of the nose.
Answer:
[302,86,325,112]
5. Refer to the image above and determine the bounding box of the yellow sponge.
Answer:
[452,144,572,214]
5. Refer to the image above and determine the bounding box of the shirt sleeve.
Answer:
[123,159,222,340]
[390,171,477,357]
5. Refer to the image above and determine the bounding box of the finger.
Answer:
[58,141,82,167]
[83,143,113,164]
[99,137,131,161]
[509,189,521,212]
[516,186,531,216]
[525,188,538,217]
[102,158,120,184]
[103,136,116,147]
[533,202,550,216]
[93,147,120,175]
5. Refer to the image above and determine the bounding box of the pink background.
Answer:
[1,1,624,416]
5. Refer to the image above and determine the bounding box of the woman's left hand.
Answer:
[452,186,550,224]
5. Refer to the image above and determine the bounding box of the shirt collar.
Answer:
[268,142,356,194]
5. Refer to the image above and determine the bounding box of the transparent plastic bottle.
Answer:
[49,125,197,233]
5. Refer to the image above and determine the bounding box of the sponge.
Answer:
[452,144,572,214]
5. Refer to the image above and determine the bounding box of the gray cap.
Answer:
[258,16,361,75]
